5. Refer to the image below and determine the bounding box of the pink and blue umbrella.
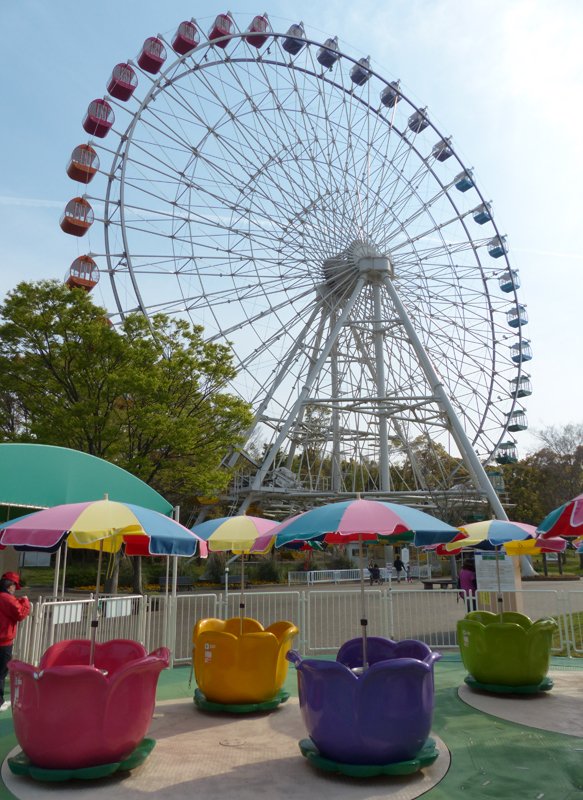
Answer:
[273,498,458,548]
[271,498,457,669]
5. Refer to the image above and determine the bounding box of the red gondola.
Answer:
[60,197,94,237]
[244,14,269,48]
[208,13,234,48]
[82,99,114,138]
[107,63,138,101]
[137,36,167,74]
[65,256,100,291]
[172,20,200,54]
[66,145,100,184]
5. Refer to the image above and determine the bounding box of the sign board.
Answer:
[52,603,84,625]
[475,552,516,592]
[103,597,132,619]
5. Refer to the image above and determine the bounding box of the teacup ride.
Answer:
[288,636,441,777]
[458,611,558,694]
[7,638,169,781]
[192,616,299,712]
[190,515,299,712]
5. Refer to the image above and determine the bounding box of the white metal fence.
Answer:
[13,586,583,667]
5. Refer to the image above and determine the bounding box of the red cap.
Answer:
[1,571,21,588]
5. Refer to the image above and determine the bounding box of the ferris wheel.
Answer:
[60,12,531,516]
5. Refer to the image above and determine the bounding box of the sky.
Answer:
[1,0,582,458]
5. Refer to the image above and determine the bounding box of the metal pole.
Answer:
[382,274,508,519]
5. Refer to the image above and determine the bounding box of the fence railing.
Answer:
[13,585,581,667]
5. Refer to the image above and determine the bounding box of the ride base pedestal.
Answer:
[194,687,290,714]
[299,737,439,778]
[7,738,155,782]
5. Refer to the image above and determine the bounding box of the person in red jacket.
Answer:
[0,571,30,711]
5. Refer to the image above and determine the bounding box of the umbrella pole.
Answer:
[52,546,61,600]
[89,541,104,667]
[359,535,368,671]
[60,541,68,599]
[495,545,504,618]
[239,555,246,635]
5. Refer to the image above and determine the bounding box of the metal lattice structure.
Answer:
[62,13,530,519]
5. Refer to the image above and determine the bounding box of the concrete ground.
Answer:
[1,656,583,800]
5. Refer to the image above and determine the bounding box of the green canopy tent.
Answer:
[0,443,172,595]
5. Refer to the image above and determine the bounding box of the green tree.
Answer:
[0,280,252,509]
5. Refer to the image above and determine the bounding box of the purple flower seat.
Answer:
[9,638,169,770]
[288,636,441,765]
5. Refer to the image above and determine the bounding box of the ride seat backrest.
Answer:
[39,638,147,673]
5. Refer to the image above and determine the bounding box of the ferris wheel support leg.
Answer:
[223,300,326,473]
[243,278,366,501]
[372,280,391,491]
[381,275,508,520]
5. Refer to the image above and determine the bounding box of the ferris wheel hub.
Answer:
[322,240,393,293]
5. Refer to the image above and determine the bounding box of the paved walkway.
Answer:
[1,655,582,799]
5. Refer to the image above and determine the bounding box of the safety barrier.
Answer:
[13,585,579,666]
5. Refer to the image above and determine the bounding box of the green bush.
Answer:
[253,559,280,583]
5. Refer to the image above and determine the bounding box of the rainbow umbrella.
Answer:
[442,519,537,554]
[0,499,207,556]
[0,499,207,663]
[537,493,583,538]
[191,515,276,619]
[272,498,457,667]
[191,515,275,554]
[273,499,457,548]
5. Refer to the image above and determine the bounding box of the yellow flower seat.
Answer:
[192,617,299,704]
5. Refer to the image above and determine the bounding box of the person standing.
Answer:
[0,571,30,711]
[458,560,477,612]
[393,555,405,583]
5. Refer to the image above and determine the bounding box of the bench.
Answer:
[421,578,457,590]
[158,576,194,592]
[220,574,243,587]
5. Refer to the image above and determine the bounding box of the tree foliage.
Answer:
[502,424,583,522]
[0,280,253,509]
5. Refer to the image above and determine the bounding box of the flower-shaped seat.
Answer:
[457,611,558,687]
[192,616,299,704]
[9,639,169,770]
[288,636,441,765]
